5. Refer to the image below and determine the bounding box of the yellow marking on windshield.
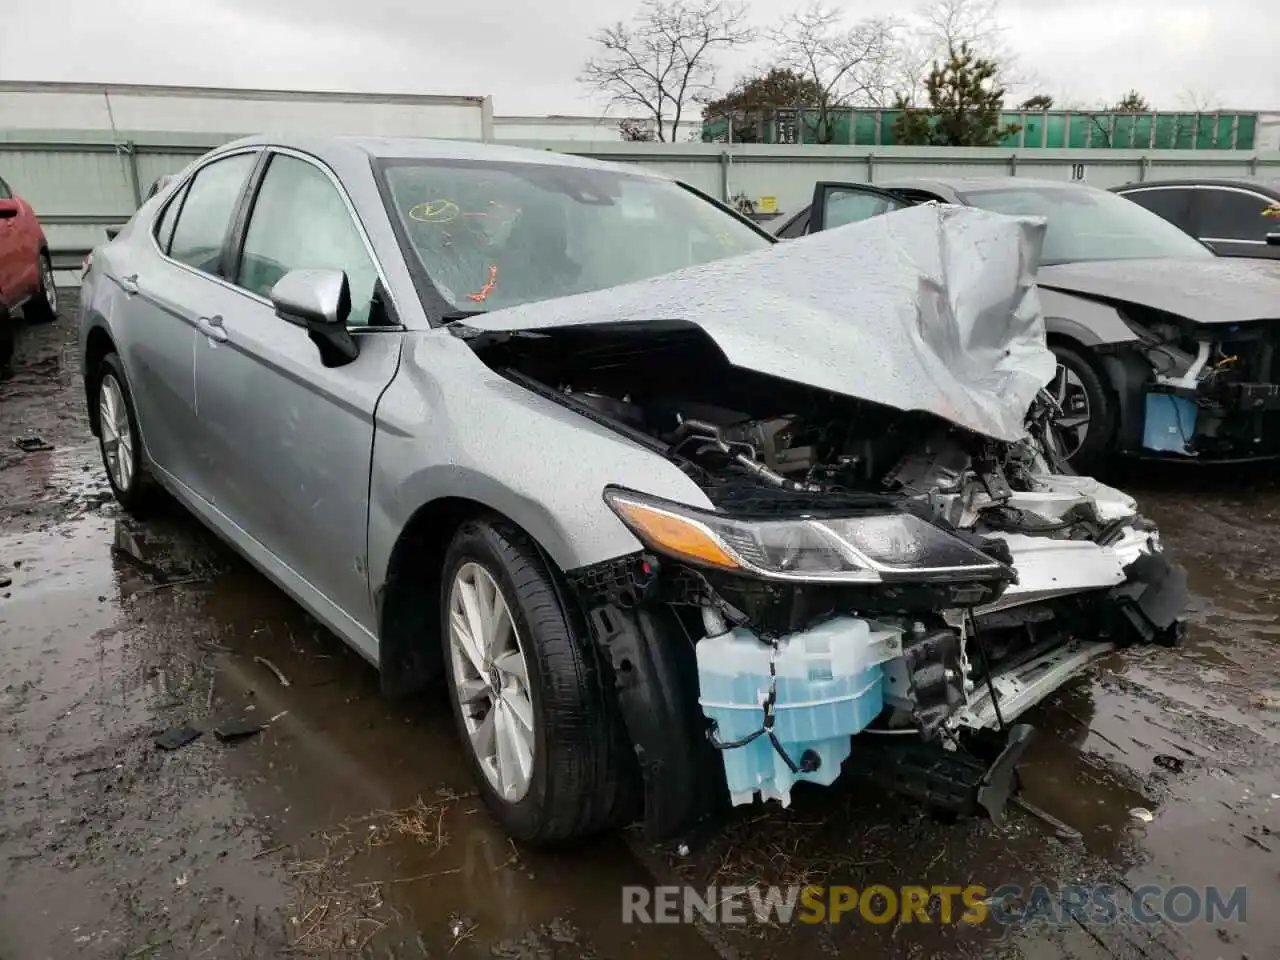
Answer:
[408,200,460,223]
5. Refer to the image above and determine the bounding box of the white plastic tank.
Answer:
[697,616,902,806]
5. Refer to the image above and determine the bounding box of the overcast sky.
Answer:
[1,0,1273,115]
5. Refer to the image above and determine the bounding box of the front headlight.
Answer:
[603,487,1012,584]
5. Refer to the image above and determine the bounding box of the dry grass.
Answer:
[264,790,519,955]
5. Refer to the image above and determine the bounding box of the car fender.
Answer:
[366,332,717,595]
[1039,287,1137,347]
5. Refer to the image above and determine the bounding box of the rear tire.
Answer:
[440,517,628,846]
[95,353,158,516]
[24,251,58,324]
[1050,343,1116,473]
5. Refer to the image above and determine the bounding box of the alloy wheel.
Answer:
[447,561,536,802]
[99,374,134,491]
[1049,362,1091,460]
[41,258,57,315]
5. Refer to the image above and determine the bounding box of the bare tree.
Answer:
[580,0,755,142]
[773,3,899,142]
[901,0,1038,103]
[1175,87,1226,147]
[1178,87,1223,112]
[618,118,657,141]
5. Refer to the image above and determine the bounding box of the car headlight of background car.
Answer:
[603,487,1013,584]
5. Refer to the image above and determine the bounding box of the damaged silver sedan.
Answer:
[78,136,1188,847]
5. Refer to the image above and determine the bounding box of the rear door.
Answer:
[1188,186,1280,259]
[116,149,260,489]
[189,148,402,638]
[807,182,912,233]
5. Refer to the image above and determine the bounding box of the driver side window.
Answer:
[236,154,379,326]
[823,188,901,229]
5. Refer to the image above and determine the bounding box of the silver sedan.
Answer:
[80,136,1186,847]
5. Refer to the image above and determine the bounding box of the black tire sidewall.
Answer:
[439,521,559,841]
[1053,343,1116,471]
[96,353,149,512]
[26,252,57,323]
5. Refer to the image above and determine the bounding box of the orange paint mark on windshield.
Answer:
[466,264,499,302]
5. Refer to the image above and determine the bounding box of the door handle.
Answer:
[196,315,228,342]
[118,273,139,295]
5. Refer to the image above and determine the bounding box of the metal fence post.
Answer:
[125,140,142,208]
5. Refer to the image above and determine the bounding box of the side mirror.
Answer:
[270,268,359,366]
[0,200,19,220]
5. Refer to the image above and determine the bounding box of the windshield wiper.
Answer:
[440,309,485,324]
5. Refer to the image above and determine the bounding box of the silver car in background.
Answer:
[79,136,1187,847]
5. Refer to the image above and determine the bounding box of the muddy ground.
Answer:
[1,299,1276,959]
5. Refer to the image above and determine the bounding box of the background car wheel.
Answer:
[24,252,58,324]
[1049,343,1116,471]
[0,316,12,372]
[440,517,628,846]
[96,353,157,515]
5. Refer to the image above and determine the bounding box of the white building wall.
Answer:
[0,82,492,140]
[1255,112,1280,152]
[494,116,659,142]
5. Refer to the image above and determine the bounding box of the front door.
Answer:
[191,150,401,642]
[807,182,911,233]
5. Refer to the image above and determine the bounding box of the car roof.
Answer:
[1109,177,1280,196]
[877,175,1100,197]
[215,133,672,180]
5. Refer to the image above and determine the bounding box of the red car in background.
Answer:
[0,172,57,368]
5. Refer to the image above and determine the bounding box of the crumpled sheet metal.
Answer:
[462,202,1057,443]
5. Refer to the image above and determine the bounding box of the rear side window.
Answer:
[1196,189,1275,242]
[235,154,379,325]
[1120,187,1192,229]
[0,177,11,199]
[154,181,190,255]
[168,153,257,274]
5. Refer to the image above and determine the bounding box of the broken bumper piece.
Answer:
[688,532,1187,816]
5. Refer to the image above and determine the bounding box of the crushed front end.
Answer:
[454,203,1190,839]
[513,333,1192,838]
[1109,305,1280,460]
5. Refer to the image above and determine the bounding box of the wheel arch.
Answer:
[375,495,575,699]
[83,325,118,437]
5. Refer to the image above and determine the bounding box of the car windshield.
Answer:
[378,158,771,312]
[954,183,1213,264]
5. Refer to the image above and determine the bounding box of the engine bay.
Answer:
[464,319,1188,833]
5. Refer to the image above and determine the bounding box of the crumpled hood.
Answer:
[460,203,1056,443]
[1037,257,1280,325]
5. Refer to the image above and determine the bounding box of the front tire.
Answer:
[1049,343,1116,472]
[440,517,627,846]
[24,252,58,324]
[95,353,157,515]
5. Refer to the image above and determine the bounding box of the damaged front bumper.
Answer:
[568,480,1188,840]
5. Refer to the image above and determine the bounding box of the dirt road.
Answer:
[1,303,1276,959]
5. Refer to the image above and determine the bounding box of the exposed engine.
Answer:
[466,321,1187,838]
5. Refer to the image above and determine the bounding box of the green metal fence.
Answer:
[702,109,1258,150]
